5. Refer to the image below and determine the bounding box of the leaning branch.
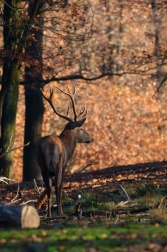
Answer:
[19,72,124,85]
[117,184,130,206]
[0,142,30,159]
[78,157,99,173]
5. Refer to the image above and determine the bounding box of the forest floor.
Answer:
[1,160,167,220]
[1,161,167,251]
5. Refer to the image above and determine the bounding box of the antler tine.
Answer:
[67,84,76,95]
[66,104,70,117]
[40,86,53,102]
[56,84,77,122]
[77,105,87,119]
[40,87,72,122]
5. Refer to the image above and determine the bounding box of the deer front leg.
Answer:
[47,176,52,217]
[58,177,64,215]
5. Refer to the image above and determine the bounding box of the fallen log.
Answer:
[0,204,40,228]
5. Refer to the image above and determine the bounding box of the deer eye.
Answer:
[80,128,83,131]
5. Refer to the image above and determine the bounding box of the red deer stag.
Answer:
[37,85,94,217]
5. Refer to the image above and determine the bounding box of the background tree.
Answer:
[23,0,44,181]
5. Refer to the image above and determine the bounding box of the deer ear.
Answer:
[75,118,86,128]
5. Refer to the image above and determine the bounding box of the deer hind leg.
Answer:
[37,147,52,217]
[41,174,52,217]
[42,174,52,217]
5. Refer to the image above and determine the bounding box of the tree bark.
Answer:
[23,87,44,181]
[23,4,44,181]
[0,63,20,178]
[0,204,40,228]
[0,0,21,177]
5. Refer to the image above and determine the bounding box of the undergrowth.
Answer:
[61,182,167,224]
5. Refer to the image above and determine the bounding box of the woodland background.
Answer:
[1,0,167,182]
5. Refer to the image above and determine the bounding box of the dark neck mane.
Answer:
[59,129,77,160]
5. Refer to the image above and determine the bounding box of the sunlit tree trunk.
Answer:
[0,63,20,177]
[0,0,21,177]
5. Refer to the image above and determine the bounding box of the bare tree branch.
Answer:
[11,182,21,203]
[78,157,99,173]
[33,179,40,197]
[0,142,30,159]
[153,75,167,97]
[0,177,20,204]
[15,68,159,86]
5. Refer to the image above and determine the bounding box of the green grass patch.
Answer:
[0,223,167,252]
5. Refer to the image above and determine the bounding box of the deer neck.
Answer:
[59,129,77,160]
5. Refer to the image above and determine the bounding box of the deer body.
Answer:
[37,86,93,216]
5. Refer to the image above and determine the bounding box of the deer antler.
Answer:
[77,105,87,120]
[56,84,87,122]
[41,85,87,122]
[56,84,77,122]
[41,87,73,122]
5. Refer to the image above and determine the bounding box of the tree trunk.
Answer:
[0,0,21,177]
[0,0,44,178]
[23,7,44,181]
[23,87,44,181]
[0,63,20,178]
